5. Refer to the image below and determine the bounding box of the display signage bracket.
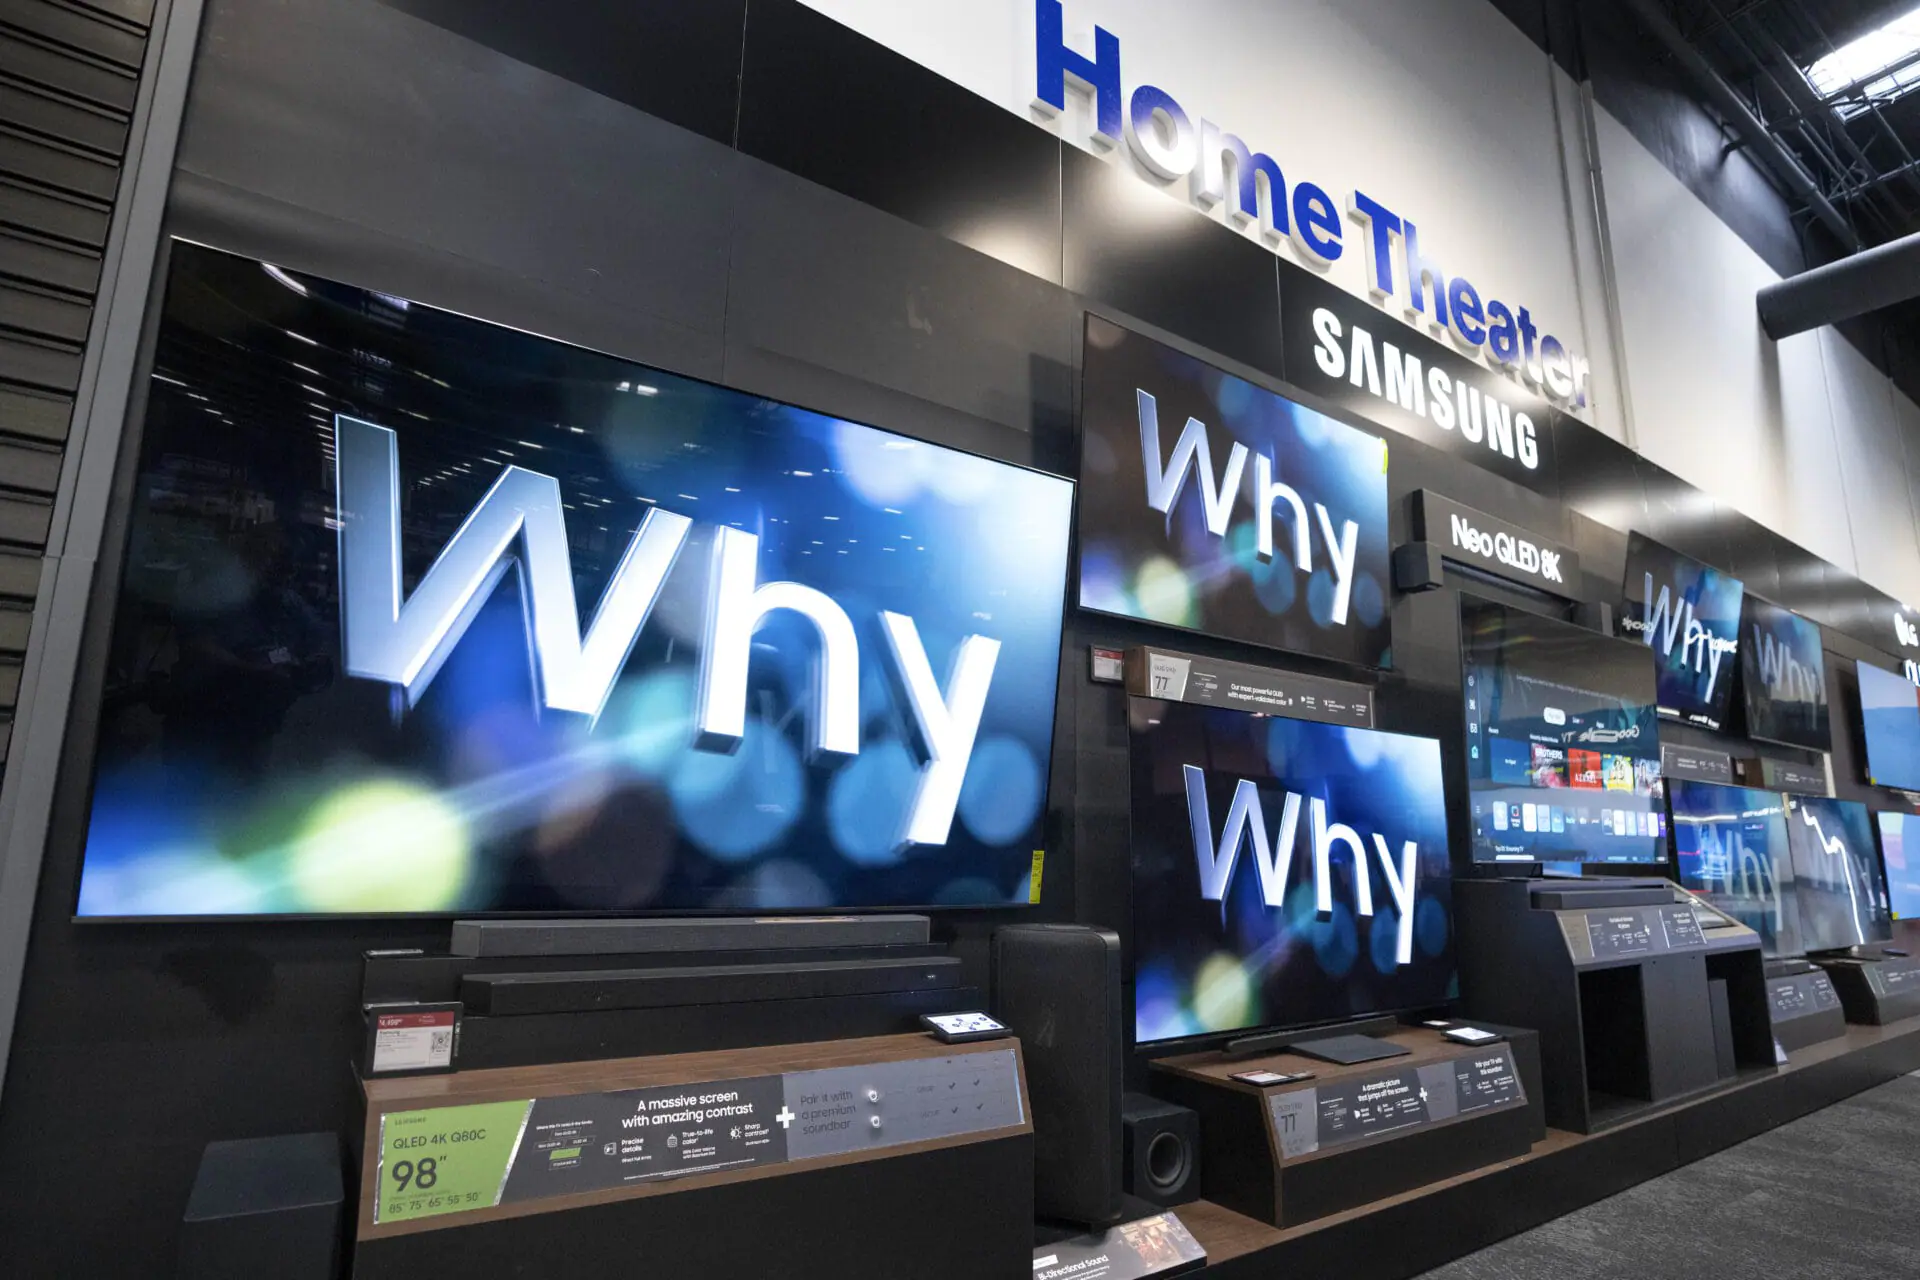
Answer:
[1660,744,1734,787]
[1122,646,1375,727]
[1410,491,1579,599]
[1734,756,1829,797]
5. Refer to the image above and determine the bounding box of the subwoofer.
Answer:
[1120,1093,1201,1208]
[990,924,1124,1226]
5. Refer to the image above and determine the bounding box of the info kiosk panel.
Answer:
[353,1034,1032,1279]
[1455,879,1772,1133]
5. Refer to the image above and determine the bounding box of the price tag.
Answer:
[1147,654,1192,701]
[375,1100,533,1225]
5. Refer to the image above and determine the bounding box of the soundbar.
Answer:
[450,915,931,957]
[464,955,963,1017]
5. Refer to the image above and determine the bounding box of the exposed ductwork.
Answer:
[1757,225,1920,338]
[1619,0,1861,253]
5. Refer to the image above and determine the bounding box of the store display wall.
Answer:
[1,0,1919,1274]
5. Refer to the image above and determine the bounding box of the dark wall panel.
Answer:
[736,0,1063,284]
[1062,146,1284,380]
[378,0,747,146]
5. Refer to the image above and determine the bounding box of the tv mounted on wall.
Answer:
[73,242,1076,917]
[1739,596,1831,752]
[1076,315,1392,668]
[1617,533,1744,734]
[1858,660,1920,792]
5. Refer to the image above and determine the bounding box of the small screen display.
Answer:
[1786,797,1892,950]
[1740,596,1831,751]
[1668,781,1800,958]
[1876,811,1920,922]
[1859,661,1920,792]
[1462,599,1666,864]
[1617,534,1744,732]
[1129,699,1454,1046]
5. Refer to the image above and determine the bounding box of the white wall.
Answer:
[1594,105,1920,605]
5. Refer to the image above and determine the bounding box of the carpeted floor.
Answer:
[1416,1074,1920,1279]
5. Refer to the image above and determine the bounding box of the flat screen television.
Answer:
[1461,598,1667,865]
[73,241,1077,917]
[1077,314,1392,668]
[1875,811,1920,922]
[1668,781,1800,958]
[1617,534,1744,733]
[1128,698,1454,1046]
[1739,596,1831,751]
[1858,660,1920,792]
[1785,796,1892,950]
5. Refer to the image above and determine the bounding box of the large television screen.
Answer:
[1875,811,1920,921]
[1859,660,1920,792]
[1077,315,1392,668]
[1461,599,1666,864]
[1617,534,1744,733]
[1668,781,1800,958]
[1129,699,1454,1046]
[73,242,1076,917]
[1740,596,1831,751]
[1785,797,1892,950]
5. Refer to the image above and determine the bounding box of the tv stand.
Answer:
[1223,1014,1407,1064]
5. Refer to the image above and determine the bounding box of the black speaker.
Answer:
[1392,541,1445,592]
[991,924,1124,1226]
[1120,1093,1201,1208]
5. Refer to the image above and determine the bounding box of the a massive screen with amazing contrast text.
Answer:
[1077,316,1392,668]
[1618,534,1744,733]
[1461,599,1666,864]
[1859,660,1920,792]
[1668,781,1800,958]
[1785,797,1892,950]
[1129,699,1454,1045]
[1875,811,1920,921]
[73,242,1076,917]
[1740,596,1831,751]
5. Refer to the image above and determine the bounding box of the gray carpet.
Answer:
[1418,1074,1920,1279]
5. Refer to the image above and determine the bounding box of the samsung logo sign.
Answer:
[1033,0,1590,412]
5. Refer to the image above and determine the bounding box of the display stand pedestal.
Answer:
[351,1034,1031,1280]
[1454,878,1774,1133]
[1147,1028,1535,1228]
[1765,960,1847,1051]
[1813,952,1920,1025]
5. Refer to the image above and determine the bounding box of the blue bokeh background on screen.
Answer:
[75,244,1074,916]
[1129,700,1454,1045]
[1619,534,1745,732]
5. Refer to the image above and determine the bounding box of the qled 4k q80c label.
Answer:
[1077,316,1392,668]
[74,243,1075,917]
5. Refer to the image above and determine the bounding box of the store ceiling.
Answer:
[1664,0,1920,250]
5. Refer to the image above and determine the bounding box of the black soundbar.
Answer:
[450,915,931,958]
[463,955,964,1016]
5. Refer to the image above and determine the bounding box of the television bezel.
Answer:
[67,239,1080,922]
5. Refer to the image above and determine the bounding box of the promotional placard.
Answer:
[1032,1213,1207,1280]
[1280,265,1560,494]
[1122,646,1375,727]
[1736,756,1829,797]
[1661,743,1734,786]
[1078,315,1392,668]
[371,1050,1024,1228]
[1410,491,1578,597]
[1264,1048,1525,1159]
